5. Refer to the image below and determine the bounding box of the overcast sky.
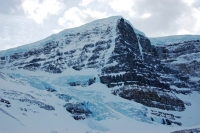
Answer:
[0,0,200,50]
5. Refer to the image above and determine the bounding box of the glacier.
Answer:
[0,16,200,133]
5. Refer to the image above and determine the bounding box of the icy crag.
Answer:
[0,16,200,133]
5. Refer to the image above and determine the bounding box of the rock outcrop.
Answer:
[112,86,185,111]
[0,16,199,113]
[64,102,92,120]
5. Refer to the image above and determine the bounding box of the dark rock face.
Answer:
[1,88,55,111]
[100,18,185,91]
[168,40,200,58]
[0,57,5,60]
[172,127,200,133]
[56,94,71,102]
[175,60,200,76]
[68,78,95,87]
[88,78,95,85]
[0,23,115,72]
[155,40,200,76]
[153,39,200,91]
[1,98,10,104]
[151,110,181,120]
[46,87,56,92]
[64,103,92,120]
[100,72,170,89]
[72,64,85,71]
[42,64,62,73]
[19,98,55,110]
[0,17,199,112]
[30,58,46,63]
[99,18,198,112]
[112,86,185,111]
[102,18,142,75]
[23,63,41,71]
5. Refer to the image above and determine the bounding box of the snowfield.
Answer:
[0,16,200,133]
[150,35,200,46]
[0,69,200,133]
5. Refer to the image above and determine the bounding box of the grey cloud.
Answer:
[84,1,115,13]
[61,0,197,37]
[126,0,195,37]
[0,0,22,15]
[0,13,61,50]
[193,0,200,9]
[0,0,199,50]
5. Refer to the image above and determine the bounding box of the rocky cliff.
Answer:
[0,16,199,125]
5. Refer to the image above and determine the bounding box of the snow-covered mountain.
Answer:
[150,35,200,46]
[0,16,200,133]
[150,35,200,81]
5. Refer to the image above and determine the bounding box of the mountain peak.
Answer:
[0,16,145,57]
[0,16,200,132]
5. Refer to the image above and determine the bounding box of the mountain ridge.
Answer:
[0,16,200,133]
[0,16,142,56]
[150,35,200,46]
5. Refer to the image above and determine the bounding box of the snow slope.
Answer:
[1,70,200,133]
[150,35,200,46]
[0,16,144,57]
[0,16,200,133]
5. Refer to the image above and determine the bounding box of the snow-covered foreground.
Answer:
[0,69,200,133]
